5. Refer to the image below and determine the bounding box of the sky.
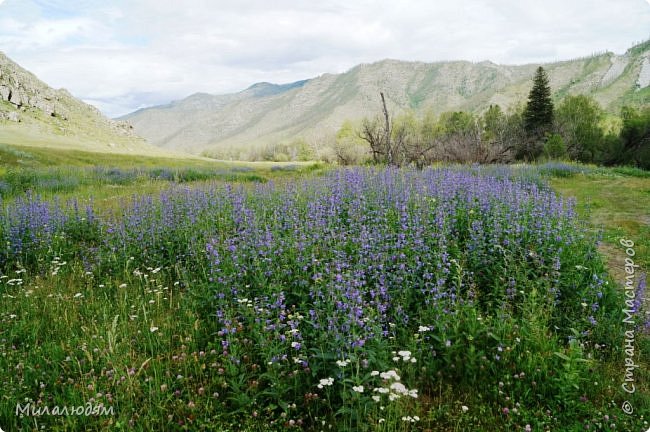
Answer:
[1,0,649,118]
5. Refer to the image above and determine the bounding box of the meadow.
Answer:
[0,156,648,431]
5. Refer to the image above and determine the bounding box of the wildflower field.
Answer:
[0,165,648,431]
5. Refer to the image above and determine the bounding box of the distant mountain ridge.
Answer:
[122,41,650,158]
[0,51,167,156]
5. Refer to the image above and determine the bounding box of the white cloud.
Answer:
[1,0,649,117]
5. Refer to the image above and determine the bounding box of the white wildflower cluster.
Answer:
[133,266,162,278]
[370,369,418,402]
[132,267,171,302]
[236,298,254,307]
[388,382,418,400]
[335,359,350,367]
[5,270,26,286]
[50,257,67,276]
[352,385,364,393]
[401,415,420,423]
[418,326,430,332]
[392,350,417,363]
[378,370,399,380]
[317,378,334,389]
[285,314,303,347]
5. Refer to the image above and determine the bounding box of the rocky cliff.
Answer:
[0,52,165,155]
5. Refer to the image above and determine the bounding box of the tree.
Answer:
[522,66,554,159]
[543,133,567,160]
[480,105,517,163]
[524,66,554,133]
[618,106,650,169]
[359,117,386,164]
[334,120,370,165]
[359,92,405,166]
[555,95,604,162]
[436,111,478,163]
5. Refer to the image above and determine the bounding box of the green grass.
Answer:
[549,170,650,270]
[0,142,318,170]
[0,143,326,203]
[548,166,650,432]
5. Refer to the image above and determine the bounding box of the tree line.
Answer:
[337,67,650,169]
[201,67,649,169]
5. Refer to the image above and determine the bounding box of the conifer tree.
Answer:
[516,66,554,160]
[523,66,553,136]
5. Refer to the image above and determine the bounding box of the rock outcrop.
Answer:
[637,56,650,89]
[0,110,20,122]
[0,51,166,156]
[0,51,145,132]
[0,53,61,117]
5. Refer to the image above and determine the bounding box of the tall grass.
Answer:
[0,165,269,197]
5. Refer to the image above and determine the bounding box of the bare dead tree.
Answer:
[358,92,405,167]
[334,145,351,165]
[359,117,385,164]
[379,92,395,165]
[402,128,438,169]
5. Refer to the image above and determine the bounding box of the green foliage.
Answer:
[349,78,643,169]
[618,106,650,169]
[334,120,370,165]
[256,139,317,162]
[200,139,317,163]
[439,111,475,134]
[482,105,505,142]
[354,106,524,166]
[419,109,441,143]
[600,133,624,166]
[555,95,604,162]
[543,133,567,160]
[609,165,650,178]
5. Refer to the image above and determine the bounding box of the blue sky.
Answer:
[1,0,649,117]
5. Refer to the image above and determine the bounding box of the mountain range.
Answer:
[122,41,650,158]
[1,41,649,160]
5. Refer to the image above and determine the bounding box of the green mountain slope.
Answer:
[123,41,650,157]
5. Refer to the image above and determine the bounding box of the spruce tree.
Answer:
[523,66,553,136]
